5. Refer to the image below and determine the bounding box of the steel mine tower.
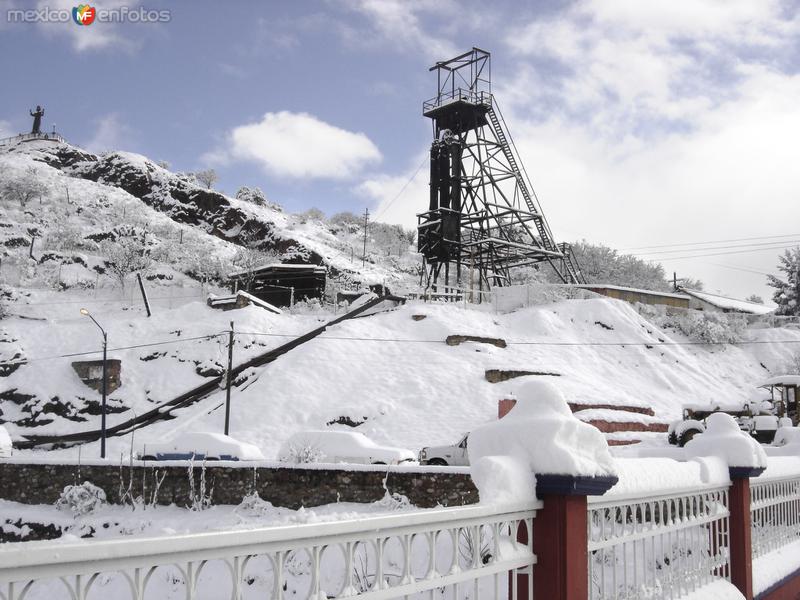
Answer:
[417,48,585,292]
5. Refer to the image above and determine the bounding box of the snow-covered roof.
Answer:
[679,288,775,315]
[577,284,690,301]
[207,291,282,314]
[236,291,282,315]
[228,263,327,278]
[760,375,800,387]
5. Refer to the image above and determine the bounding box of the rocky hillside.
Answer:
[0,137,417,297]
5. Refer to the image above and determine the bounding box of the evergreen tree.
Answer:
[767,247,800,315]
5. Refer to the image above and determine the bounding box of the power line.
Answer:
[372,156,428,220]
[650,244,799,262]
[0,333,226,367]
[622,233,800,251]
[634,239,800,257]
[705,262,772,277]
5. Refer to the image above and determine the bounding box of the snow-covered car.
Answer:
[668,401,784,447]
[0,425,12,458]
[419,434,469,466]
[278,431,415,465]
[138,432,265,461]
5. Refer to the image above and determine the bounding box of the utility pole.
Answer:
[101,331,107,458]
[137,273,152,317]
[362,208,369,267]
[224,321,234,436]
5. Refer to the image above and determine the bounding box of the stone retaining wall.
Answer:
[0,462,478,510]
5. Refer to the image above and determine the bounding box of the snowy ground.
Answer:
[4,294,799,463]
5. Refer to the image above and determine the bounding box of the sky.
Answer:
[1,0,799,301]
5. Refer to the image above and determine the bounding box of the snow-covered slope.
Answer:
[0,138,415,295]
[2,138,799,461]
[6,295,798,460]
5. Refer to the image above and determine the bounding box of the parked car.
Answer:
[419,434,469,466]
[0,425,12,458]
[278,431,415,465]
[138,432,265,461]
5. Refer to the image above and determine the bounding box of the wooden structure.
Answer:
[578,284,691,308]
[228,264,326,308]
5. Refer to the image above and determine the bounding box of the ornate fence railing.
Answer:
[587,485,731,600]
[750,474,800,559]
[0,500,540,600]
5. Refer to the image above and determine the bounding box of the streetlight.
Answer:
[80,308,108,459]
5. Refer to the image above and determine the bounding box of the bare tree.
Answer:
[231,233,279,291]
[0,167,47,207]
[101,236,152,290]
[195,169,218,190]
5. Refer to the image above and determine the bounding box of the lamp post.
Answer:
[80,308,108,459]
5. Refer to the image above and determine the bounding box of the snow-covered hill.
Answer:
[0,137,416,297]
[2,137,799,461]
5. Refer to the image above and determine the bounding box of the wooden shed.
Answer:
[228,264,327,307]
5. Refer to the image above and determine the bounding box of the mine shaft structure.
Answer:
[417,48,585,293]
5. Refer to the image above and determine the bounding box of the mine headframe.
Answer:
[416,48,585,292]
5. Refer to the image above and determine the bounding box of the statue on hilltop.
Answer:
[29,106,44,135]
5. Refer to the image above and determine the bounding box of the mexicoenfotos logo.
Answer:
[72,4,96,26]
[6,5,171,24]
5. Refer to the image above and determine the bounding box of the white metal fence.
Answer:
[750,475,800,559]
[0,501,540,600]
[587,485,730,600]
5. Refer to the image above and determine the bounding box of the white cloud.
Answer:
[210,111,382,180]
[84,113,134,153]
[34,0,142,52]
[366,0,800,298]
[356,149,429,228]
[336,0,460,59]
[495,0,800,299]
[0,120,14,139]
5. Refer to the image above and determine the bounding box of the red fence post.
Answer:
[532,493,589,600]
[728,471,757,600]
[512,475,617,600]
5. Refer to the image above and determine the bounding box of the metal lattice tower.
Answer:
[417,48,585,291]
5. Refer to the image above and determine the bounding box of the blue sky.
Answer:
[2,0,800,300]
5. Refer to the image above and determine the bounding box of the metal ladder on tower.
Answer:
[486,104,557,253]
[486,103,585,284]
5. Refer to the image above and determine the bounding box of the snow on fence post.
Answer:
[470,380,618,600]
[685,413,768,600]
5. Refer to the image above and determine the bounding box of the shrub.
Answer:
[55,482,107,516]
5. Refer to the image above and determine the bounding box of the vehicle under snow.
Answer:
[139,432,265,461]
[278,431,415,466]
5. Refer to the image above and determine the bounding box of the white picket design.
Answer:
[0,500,540,600]
[587,485,731,600]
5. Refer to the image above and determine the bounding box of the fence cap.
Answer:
[469,380,617,501]
[685,413,768,472]
[536,473,619,496]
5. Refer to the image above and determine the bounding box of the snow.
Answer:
[760,374,800,386]
[470,456,536,504]
[0,425,12,457]
[752,456,800,480]
[681,288,775,315]
[601,456,730,498]
[681,579,744,600]
[468,380,617,480]
[578,283,690,300]
[277,430,415,465]
[142,431,266,461]
[684,413,768,469]
[6,294,800,467]
[753,538,800,595]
